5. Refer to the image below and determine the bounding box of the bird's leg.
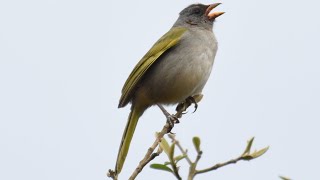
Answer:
[157,104,179,129]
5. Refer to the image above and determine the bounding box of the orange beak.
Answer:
[205,3,225,20]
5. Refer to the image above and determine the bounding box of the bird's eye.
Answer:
[193,8,201,14]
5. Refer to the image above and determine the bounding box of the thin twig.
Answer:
[167,134,202,180]
[171,158,182,180]
[168,134,193,165]
[196,156,244,175]
[188,147,202,179]
[194,151,202,165]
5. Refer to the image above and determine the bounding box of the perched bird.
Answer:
[114,3,224,177]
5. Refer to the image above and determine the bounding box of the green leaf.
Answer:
[192,136,201,152]
[250,146,269,159]
[242,146,269,160]
[169,143,175,162]
[150,164,173,173]
[242,137,255,156]
[279,175,291,180]
[174,155,187,163]
[158,135,171,156]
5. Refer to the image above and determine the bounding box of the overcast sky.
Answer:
[1,0,319,179]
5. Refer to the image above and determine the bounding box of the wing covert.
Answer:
[118,27,187,107]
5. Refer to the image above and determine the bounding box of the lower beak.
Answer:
[205,3,225,20]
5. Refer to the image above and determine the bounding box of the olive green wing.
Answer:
[118,27,187,107]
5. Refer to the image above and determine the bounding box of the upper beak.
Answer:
[205,3,225,20]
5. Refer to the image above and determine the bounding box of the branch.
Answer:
[188,149,202,179]
[169,145,182,180]
[196,137,269,176]
[166,136,269,180]
[168,134,193,165]
[128,123,170,180]
[196,156,244,174]
[128,99,194,179]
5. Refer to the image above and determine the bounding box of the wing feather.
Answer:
[119,27,187,107]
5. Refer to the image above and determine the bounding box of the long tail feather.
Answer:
[115,105,143,175]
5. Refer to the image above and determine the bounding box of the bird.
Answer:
[114,3,224,177]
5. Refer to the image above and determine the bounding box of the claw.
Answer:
[186,96,198,113]
[175,96,199,115]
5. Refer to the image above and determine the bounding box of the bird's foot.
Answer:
[176,96,199,114]
[157,104,179,132]
[186,96,198,113]
[166,114,180,125]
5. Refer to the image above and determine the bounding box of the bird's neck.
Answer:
[172,20,213,31]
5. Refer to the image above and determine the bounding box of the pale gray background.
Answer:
[0,0,319,179]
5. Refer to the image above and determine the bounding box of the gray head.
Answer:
[173,3,224,30]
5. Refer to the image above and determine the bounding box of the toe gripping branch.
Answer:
[176,96,198,116]
[158,95,201,133]
[157,104,179,132]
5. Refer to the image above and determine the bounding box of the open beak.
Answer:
[205,3,225,20]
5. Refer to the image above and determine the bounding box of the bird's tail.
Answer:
[115,105,144,176]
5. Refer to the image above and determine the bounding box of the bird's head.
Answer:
[175,3,224,29]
